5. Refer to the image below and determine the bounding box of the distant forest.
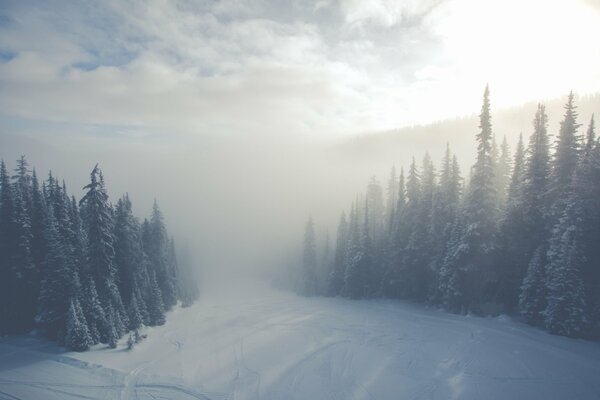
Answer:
[299,87,600,339]
[0,161,198,351]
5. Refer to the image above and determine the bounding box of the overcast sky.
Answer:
[1,0,600,141]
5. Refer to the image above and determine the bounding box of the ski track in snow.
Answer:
[1,278,600,400]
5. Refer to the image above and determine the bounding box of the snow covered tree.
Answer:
[79,165,127,342]
[344,201,373,299]
[441,85,498,313]
[144,201,178,309]
[147,271,166,326]
[518,247,546,325]
[498,106,551,312]
[494,136,511,208]
[543,197,588,337]
[328,213,348,296]
[549,92,582,218]
[37,205,79,340]
[114,195,150,316]
[384,166,398,232]
[65,298,92,352]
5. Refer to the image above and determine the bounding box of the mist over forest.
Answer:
[2,1,600,399]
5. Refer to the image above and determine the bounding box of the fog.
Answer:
[2,0,600,285]
[1,91,598,284]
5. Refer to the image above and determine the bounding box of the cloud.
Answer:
[0,0,599,143]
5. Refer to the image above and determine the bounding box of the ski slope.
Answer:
[1,278,600,400]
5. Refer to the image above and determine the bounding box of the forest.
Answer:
[0,161,198,351]
[299,87,600,339]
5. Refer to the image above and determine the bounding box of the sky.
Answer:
[1,0,600,140]
[1,0,600,272]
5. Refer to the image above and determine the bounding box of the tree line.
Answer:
[300,87,600,339]
[0,160,198,351]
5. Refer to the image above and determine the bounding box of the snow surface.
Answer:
[2,278,600,400]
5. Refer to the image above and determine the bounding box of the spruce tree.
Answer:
[147,271,166,326]
[518,247,546,325]
[384,166,398,232]
[500,106,551,311]
[344,201,373,299]
[37,206,79,340]
[544,196,588,337]
[79,165,127,342]
[65,298,92,352]
[495,136,511,208]
[549,92,582,217]
[145,201,177,309]
[442,86,498,313]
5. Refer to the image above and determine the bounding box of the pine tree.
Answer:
[114,195,150,315]
[80,277,106,344]
[495,136,511,208]
[431,146,462,303]
[383,167,408,298]
[518,247,546,325]
[500,106,551,312]
[328,213,348,296]
[544,196,588,337]
[549,92,582,217]
[8,157,35,332]
[65,298,92,352]
[577,115,600,334]
[0,160,15,333]
[384,166,398,232]
[507,134,525,204]
[37,206,79,340]
[147,271,166,326]
[145,201,177,309]
[442,86,498,313]
[344,201,373,299]
[79,165,127,342]
[127,292,143,330]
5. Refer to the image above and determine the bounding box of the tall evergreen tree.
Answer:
[543,193,588,337]
[37,206,79,340]
[79,165,127,342]
[441,85,498,312]
[145,201,178,309]
[549,92,582,217]
[65,298,92,351]
[328,213,348,296]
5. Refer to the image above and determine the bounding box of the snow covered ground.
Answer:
[1,278,600,400]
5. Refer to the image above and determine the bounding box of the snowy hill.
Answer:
[1,279,600,400]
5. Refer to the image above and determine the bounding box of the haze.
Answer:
[1,0,600,276]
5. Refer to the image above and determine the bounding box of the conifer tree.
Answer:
[65,298,92,352]
[544,195,588,337]
[147,271,166,326]
[518,247,547,325]
[328,212,348,296]
[495,136,511,208]
[549,92,582,217]
[442,85,498,312]
[145,201,177,309]
[344,201,373,298]
[37,206,79,340]
[80,165,127,342]
[384,166,398,232]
